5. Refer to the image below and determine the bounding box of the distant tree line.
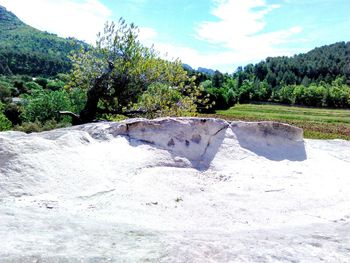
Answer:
[185,42,350,111]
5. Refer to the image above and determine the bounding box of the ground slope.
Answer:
[0,118,350,262]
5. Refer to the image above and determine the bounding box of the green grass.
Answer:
[203,103,350,140]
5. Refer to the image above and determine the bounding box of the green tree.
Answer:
[212,70,224,88]
[65,19,201,124]
[133,82,198,118]
[21,87,72,123]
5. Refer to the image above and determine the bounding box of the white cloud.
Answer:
[137,0,304,72]
[192,0,303,69]
[0,0,111,43]
[151,41,299,72]
[138,27,158,42]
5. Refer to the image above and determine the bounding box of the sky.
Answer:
[0,0,349,72]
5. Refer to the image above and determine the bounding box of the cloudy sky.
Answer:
[0,0,349,72]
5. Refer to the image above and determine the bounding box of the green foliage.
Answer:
[21,87,73,123]
[46,80,65,91]
[24,81,42,91]
[34,77,48,88]
[198,64,349,109]
[212,70,224,88]
[0,6,84,76]
[235,42,348,89]
[0,80,12,102]
[3,103,22,125]
[238,80,254,103]
[0,102,12,131]
[68,87,87,113]
[67,19,204,119]
[200,78,237,110]
[100,114,128,122]
[134,82,198,118]
[276,78,350,108]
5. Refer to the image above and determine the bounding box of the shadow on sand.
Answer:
[233,127,307,161]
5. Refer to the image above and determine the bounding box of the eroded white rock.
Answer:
[0,117,349,262]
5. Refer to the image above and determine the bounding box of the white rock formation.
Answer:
[0,117,350,262]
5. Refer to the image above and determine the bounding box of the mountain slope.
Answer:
[0,5,84,76]
[237,41,349,87]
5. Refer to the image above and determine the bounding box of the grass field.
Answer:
[203,103,350,140]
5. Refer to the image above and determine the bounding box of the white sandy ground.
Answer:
[0,118,350,262]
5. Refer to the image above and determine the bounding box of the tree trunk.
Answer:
[61,62,115,125]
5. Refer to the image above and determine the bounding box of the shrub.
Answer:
[0,103,12,131]
[0,81,12,102]
[24,81,42,92]
[46,80,65,91]
[21,88,72,123]
[34,77,48,88]
[4,103,22,125]
[134,82,198,119]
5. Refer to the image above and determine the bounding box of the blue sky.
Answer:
[1,0,349,72]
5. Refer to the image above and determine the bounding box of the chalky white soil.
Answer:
[0,118,350,262]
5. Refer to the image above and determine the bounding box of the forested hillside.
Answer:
[0,5,83,76]
[236,42,349,88]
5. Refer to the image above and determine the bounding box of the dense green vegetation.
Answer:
[0,5,83,76]
[65,19,207,124]
[186,41,350,111]
[0,5,349,139]
[205,104,350,140]
[0,15,207,131]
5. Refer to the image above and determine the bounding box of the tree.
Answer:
[212,70,224,88]
[65,19,200,124]
[21,87,72,123]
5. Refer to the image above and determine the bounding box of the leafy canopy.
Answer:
[66,19,203,120]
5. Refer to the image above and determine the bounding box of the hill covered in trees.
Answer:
[235,42,350,88]
[0,5,84,76]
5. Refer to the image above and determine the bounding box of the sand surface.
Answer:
[0,118,350,262]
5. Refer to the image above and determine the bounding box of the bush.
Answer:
[34,77,48,88]
[21,88,72,123]
[0,81,12,102]
[325,85,350,107]
[134,82,198,119]
[4,103,22,125]
[46,80,65,91]
[0,103,12,131]
[68,87,87,113]
[278,85,295,104]
[206,87,230,110]
[24,81,42,92]
[302,84,327,107]
[238,80,254,103]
